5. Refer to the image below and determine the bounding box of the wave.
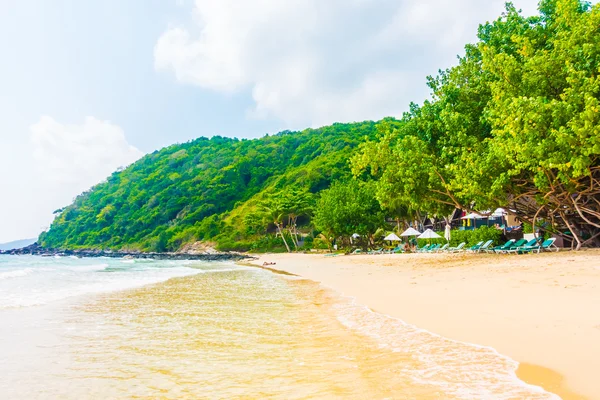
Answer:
[300,280,560,399]
[0,258,240,310]
[0,268,33,281]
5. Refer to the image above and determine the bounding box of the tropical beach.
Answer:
[250,251,600,399]
[2,0,600,399]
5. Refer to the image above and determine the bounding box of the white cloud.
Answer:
[154,0,540,127]
[0,117,142,243]
[30,116,143,193]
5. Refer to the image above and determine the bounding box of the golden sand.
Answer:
[251,250,600,399]
[517,363,588,400]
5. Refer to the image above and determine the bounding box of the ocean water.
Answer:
[0,255,558,399]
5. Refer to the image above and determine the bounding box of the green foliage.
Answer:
[39,122,379,251]
[313,180,386,245]
[39,0,600,252]
[354,0,600,249]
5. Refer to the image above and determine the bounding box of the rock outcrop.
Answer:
[0,243,253,261]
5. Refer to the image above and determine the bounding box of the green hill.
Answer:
[39,120,383,252]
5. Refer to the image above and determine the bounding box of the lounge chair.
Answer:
[506,239,539,254]
[391,246,404,254]
[351,248,362,254]
[447,242,466,253]
[496,239,527,254]
[470,239,494,253]
[518,238,558,254]
[417,244,431,253]
[466,241,484,252]
[435,243,449,252]
[426,244,442,252]
[368,248,384,255]
[486,239,515,253]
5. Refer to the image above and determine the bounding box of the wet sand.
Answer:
[250,250,600,399]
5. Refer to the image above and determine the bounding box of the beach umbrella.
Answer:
[491,208,506,217]
[400,227,421,237]
[418,229,442,239]
[418,228,442,245]
[461,212,480,220]
[351,233,361,239]
[383,233,401,242]
[444,224,451,242]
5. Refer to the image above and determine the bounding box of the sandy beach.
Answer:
[250,250,600,399]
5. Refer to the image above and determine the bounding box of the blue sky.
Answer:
[0,0,547,242]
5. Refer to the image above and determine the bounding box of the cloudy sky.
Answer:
[0,0,544,243]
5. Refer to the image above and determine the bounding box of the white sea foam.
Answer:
[318,283,560,399]
[0,268,33,280]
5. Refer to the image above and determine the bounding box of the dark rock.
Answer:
[0,243,255,261]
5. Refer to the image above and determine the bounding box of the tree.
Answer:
[353,0,600,249]
[313,180,385,250]
[257,196,291,253]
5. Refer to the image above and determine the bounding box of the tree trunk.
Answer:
[560,212,582,251]
[276,223,291,253]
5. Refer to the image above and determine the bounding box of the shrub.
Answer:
[248,235,288,253]
[215,239,252,252]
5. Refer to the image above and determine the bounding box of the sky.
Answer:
[0,0,545,243]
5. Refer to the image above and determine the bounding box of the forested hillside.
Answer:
[39,121,381,251]
[40,0,600,252]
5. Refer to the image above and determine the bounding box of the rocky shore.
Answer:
[0,243,253,261]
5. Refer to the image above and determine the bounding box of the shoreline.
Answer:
[247,251,600,399]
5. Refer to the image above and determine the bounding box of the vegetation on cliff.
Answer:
[40,0,600,251]
[39,122,380,251]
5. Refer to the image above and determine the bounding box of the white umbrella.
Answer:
[491,208,506,217]
[351,233,361,239]
[400,227,421,237]
[444,224,451,241]
[383,233,401,241]
[461,212,481,219]
[418,229,442,239]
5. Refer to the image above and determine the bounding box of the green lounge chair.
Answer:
[368,248,384,255]
[518,238,558,254]
[417,244,431,253]
[508,239,540,254]
[426,244,442,252]
[469,239,493,253]
[435,243,449,252]
[486,239,515,253]
[351,248,362,254]
[474,240,494,253]
[496,238,527,254]
[392,246,404,254]
[466,241,484,252]
[507,239,539,254]
[447,242,466,253]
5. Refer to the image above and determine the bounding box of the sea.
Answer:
[0,255,559,399]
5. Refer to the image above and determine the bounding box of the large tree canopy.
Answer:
[353,0,600,248]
